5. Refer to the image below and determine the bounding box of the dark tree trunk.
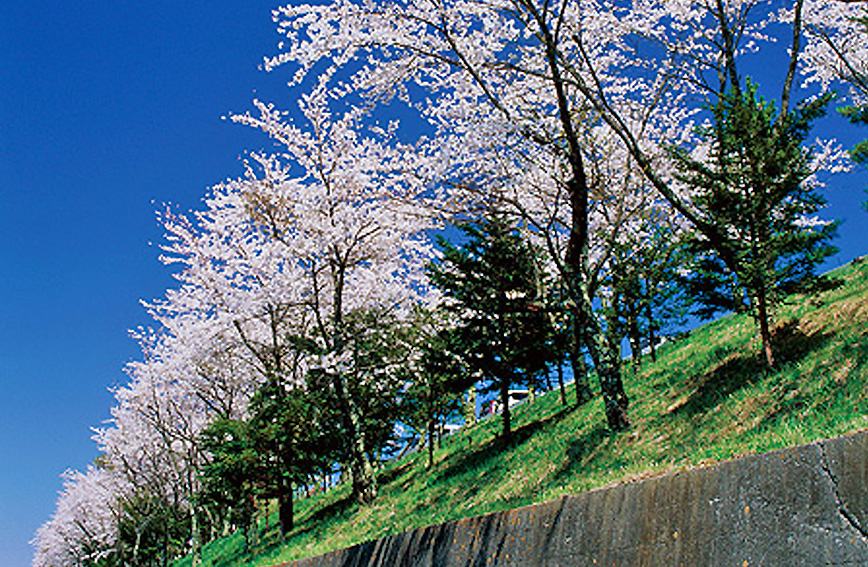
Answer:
[569,320,594,406]
[756,288,775,368]
[562,159,628,430]
[628,303,642,373]
[331,264,377,505]
[557,361,567,406]
[162,527,169,567]
[278,476,294,539]
[500,377,512,441]
[331,372,377,503]
[427,415,435,468]
[530,6,629,431]
[582,302,630,431]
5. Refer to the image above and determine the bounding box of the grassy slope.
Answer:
[180,258,868,567]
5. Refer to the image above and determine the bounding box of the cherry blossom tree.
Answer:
[262,0,698,431]
[262,0,861,423]
[800,0,867,183]
[223,86,437,502]
[32,312,257,567]
[151,198,314,535]
[150,80,437,504]
[799,0,867,101]
[35,1,865,561]
[32,466,128,567]
[97,345,216,565]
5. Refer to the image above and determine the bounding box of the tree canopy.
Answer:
[32,1,867,565]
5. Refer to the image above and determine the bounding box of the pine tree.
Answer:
[198,419,263,550]
[429,216,556,440]
[672,81,839,367]
[401,318,465,468]
[247,378,333,539]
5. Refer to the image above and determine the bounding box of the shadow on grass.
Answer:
[671,319,832,417]
[378,460,414,488]
[803,274,845,297]
[207,546,244,567]
[298,493,356,529]
[431,405,573,486]
[254,493,358,562]
[550,423,612,486]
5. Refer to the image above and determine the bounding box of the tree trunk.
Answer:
[557,361,567,406]
[500,377,512,441]
[330,371,377,504]
[427,414,435,468]
[645,284,659,363]
[348,407,377,504]
[464,387,477,426]
[628,306,642,373]
[568,252,629,431]
[331,263,377,505]
[133,527,143,566]
[756,288,775,368]
[242,517,251,553]
[190,504,202,567]
[264,500,270,533]
[647,318,658,363]
[581,296,631,431]
[278,478,294,538]
[536,7,628,431]
[569,320,594,405]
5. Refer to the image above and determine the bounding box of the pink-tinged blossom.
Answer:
[32,467,127,567]
[798,0,867,101]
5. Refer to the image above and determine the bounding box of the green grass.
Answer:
[178,257,868,567]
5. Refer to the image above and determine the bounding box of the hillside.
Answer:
[178,257,868,567]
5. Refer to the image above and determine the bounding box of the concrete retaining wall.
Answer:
[276,431,868,566]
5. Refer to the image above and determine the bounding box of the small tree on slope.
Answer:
[429,216,555,440]
[672,82,838,367]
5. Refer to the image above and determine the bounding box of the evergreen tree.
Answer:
[401,322,465,468]
[198,418,263,551]
[606,223,690,371]
[339,307,416,465]
[842,104,868,170]
[672,81,839,367]
[429,217,556,440]
[198,373,339,543]
[248,377,335,539]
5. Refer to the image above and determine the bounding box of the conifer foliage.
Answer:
[672,82,839,367]
[429,217,556,440]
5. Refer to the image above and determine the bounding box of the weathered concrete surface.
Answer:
[275,431,868,566]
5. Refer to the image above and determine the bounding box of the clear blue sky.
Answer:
[0,3,865,567]
[0,2,285,566]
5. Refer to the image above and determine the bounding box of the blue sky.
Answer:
[0,2,285,565]
[0,3,866,567]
